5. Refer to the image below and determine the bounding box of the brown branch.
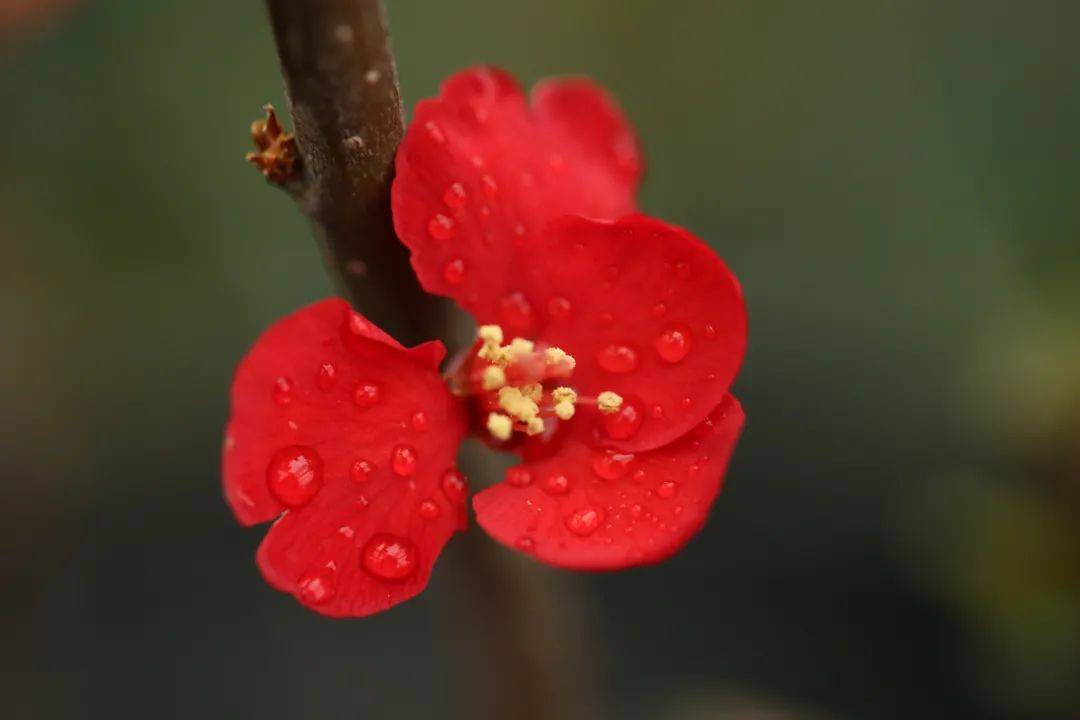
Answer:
[263,0,436,344]
[259,2,599,718]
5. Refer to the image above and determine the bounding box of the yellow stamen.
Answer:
[554,401,576,420]
[481,365,506,390]
[508,337,535,358]
[597,391,623,415]
[498,386,539,421]
[525,417,546,436]
[544,347,576,370]
[520,382,543,403]
[477,324,503,346]
[486,412,512,441]
[551,386,577,405]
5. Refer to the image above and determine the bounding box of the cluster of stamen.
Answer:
[475,325,623,441]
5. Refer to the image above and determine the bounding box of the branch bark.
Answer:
[260,2,599,718]
[264,0,437,344]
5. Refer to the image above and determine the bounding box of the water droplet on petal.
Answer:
[506,468,533,488]
[657,480,679,498]
[428,214,455,240]
[656,326,692,363]
[443,258,466,284]
[410,411,429,432]
[348,312,371,335]
[418,499,440,519]
[651,404,665,419]
[316,363,337,391]
[361,533,418,581]
[266,446,323,507]
[704,323,718,340]
[425,121,445,143]
[297,567,336,605]
[481,174,498,198]
[603,397,644,440]
[591,451,635,481]
[497,292,534,331]
[629,503,644,519]
[353,382,381,408]
[651,302,667,318]
[565,507,604,537]
[350,459,374,483]
[632,469,647,483]
[272,377,294,405]
[686,463,701,478]
[547,296,571,318]
[441,468,467,503]
[681,397,693,409]
[391,445,418,477]
[597,344,638,374]
[675,261,691,279]
[443,182,467,208]
[542,473,570,495]
[515,535,535,551]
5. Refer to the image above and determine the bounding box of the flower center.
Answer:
[458,324,623,442]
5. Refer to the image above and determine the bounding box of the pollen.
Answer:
[597,391,623,415]
[551,387,577,405]
[487,412,512,441]
[508,337,535,358]
[525,417,546,436]
[554,401,576,420]
[478,324,504,346]
[498,386,540,422]
[520,382,543,403]
[482,365,506,390]
[544,347,576,370]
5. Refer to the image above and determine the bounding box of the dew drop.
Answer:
[603,397,644,440]
[681,397,693,409]
[506,467,533,488]
[651,302,667,318]
[391,445,418,477]
[515,535,535,551]
[481,174,498,198]
[424,121,445,143]
[348,312,371,336]
[361,533,418,581]
[651,404,665,420]
[266,446,323,507]
[565,507,604,537]
[353,382,381,408]
[686,463,701,478]
[410,411,429,432]
[428,214,455,240]
[629,504,644,519]
[418,499,440,519]
[657,480,679,499]
[297,567,336,606]
[441,468,467,503]
[315,363,337,392]
[443,258,466,285]
[704,323,718,340]
[350,459,375,483]
[542,473,570,495]
[656,326,692,364]
[596,343,639,374]
[497,292,534,331]
[443,182,467,208]
[591,451,635,481]
[675,261,691,280]
[547,296,572,318]
[271,377,294,406]
[632,469,647,483]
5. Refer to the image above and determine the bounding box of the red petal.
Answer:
[222,298,468,616]
[473,395,744,570]
[536,214,746,452]
[392,66,640,316]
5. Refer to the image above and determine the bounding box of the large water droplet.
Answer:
[596,343,638,374]
[591,451,635,481]
[428,214,455,240]
[272,377,294,406]
[316,363,337,392]
[350,459,374,483]
[353,382,381,408]
[506,467,533,488]
[565,507,604,537]
[603,397,644,440]
[441,468,467,503]
[391,445,418,477]
[497,292,534,331]
[443,258,466,285]
[656,326,692,363]
[266,446,324,507]
[542,473,570,495]
[361,533,418,581]
[443,182,467,208]
[418,498,440,519]
[297,567,336,606]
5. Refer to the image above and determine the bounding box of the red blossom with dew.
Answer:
[223,67,747,617]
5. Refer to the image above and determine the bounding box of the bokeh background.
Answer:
[3,1,1077,718]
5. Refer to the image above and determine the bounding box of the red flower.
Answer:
[224,67,747,617]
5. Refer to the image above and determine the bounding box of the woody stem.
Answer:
[259,2,599,718]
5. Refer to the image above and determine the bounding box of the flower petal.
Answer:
[222,298,468,616]
[473,395,744,570]
[392,66,640,318]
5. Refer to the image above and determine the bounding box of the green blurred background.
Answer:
[2,1,1077,718]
